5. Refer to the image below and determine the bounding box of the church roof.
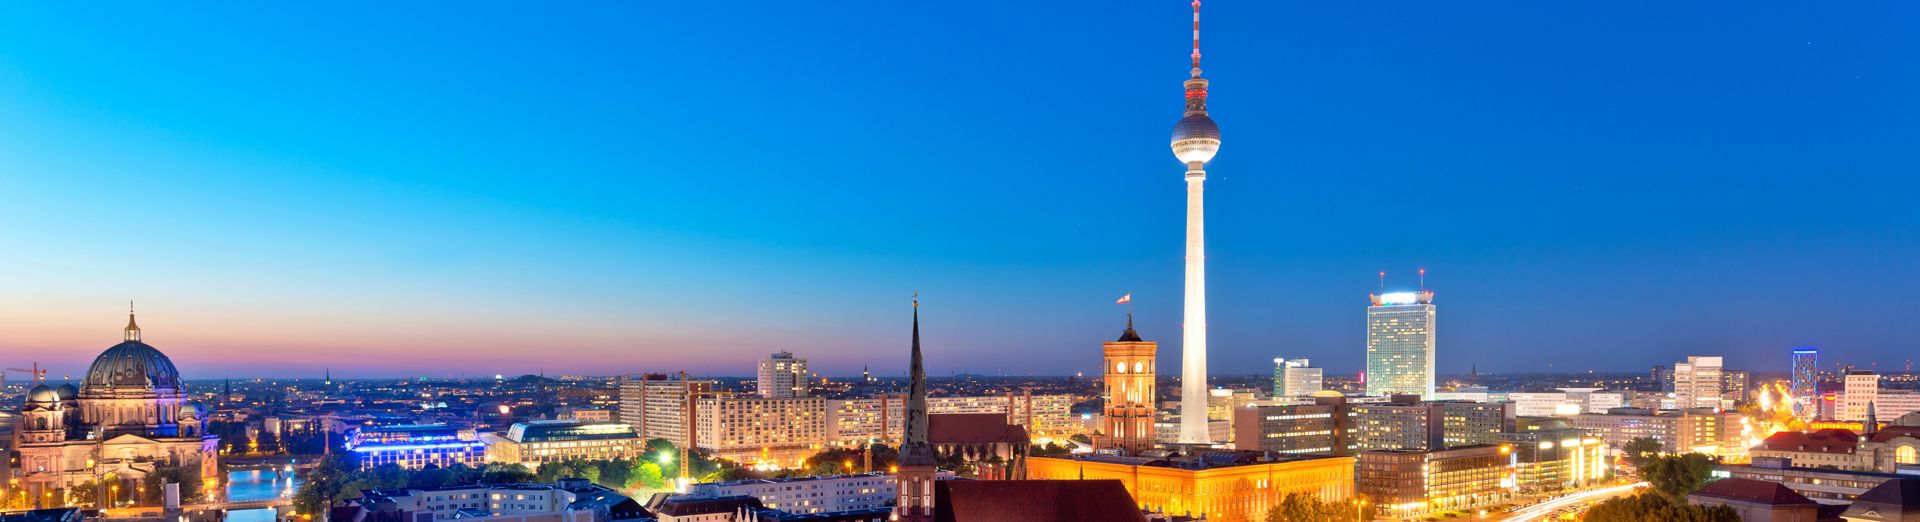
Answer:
[929,413,1029,445]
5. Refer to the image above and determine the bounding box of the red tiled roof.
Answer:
[1870,426,1920,443]
[1760,429,1859,454]
[929,413,1029,445]
[1690,478,1818,506]
[933,480,1146,522]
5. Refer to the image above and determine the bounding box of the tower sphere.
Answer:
[1170,114,1220,164]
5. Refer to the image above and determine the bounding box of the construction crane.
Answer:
[6,363,48,387]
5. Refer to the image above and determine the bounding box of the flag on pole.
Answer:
[1116,293,1131,305]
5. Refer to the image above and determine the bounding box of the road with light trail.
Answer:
[1500,482,1646,522]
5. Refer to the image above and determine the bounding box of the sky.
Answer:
[1,2,1916,380]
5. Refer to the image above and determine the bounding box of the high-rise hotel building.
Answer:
[758,351,809,398]
[1366,291,1436,398]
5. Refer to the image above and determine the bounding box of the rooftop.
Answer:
[1689,478,1818,506]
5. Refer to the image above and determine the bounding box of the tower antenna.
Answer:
[1378,271,1386,293]
[1190,0,1203,75]
[1419,268,1426,291]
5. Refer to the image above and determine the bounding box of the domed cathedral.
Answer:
[11,310,219,507]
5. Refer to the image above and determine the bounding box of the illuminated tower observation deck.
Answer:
[1173,0,1222,446]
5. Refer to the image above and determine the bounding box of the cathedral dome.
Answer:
[27,385,58,404]
[55,383,77,401]
[83,340,182,391]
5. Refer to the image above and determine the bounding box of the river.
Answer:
[223,469,300,522]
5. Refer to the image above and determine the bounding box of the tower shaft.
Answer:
[1179,169,1210,445]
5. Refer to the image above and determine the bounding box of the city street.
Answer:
[1500,482,1647,522]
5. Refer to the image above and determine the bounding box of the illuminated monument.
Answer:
[1172,0,1222,446]
[1096,315,1157,455]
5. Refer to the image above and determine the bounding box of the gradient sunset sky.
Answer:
[2,2,1916,379]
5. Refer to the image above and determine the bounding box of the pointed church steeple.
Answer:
[895,295,937,521]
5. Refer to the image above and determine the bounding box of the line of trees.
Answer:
[1265,493,1369,522]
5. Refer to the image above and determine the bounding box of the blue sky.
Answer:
[1,2,1915,379]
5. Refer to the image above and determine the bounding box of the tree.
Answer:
[1265,493,1362,522]
[141,462,205,505]
[1622,437,1664,469]
[631,462,667,491]
[1642,453,1717,500]
[1585,493,1738,522]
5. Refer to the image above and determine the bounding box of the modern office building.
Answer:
[695,396,830,467]
[1843,371,1881,422]
[1791,349,1819,417]
[482,420,645,469]
[757,351,809,398]
[1097,316,1157,455]
[619,373,717,444]
[1356,444,1513,519]
[1722,370,1751,406]
[1272,358,1323,398]
[346,423,486,470]
[1232,400,1342,455]
[1673,356,1726,410]
[1441,401,1516,448]
[1366,290,1436,398]
[1349,399,1445,452]
[1028,453,1354,522]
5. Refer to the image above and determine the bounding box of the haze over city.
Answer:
[3,2,1916,379]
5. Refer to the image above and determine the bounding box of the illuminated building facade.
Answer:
[1722,369,1751,406]
[1498,429,1607,493]
[1673,356,1726,410]
[1356,444,1513,519]
[1273,359,1322,398]
[1442,401,1516,448]
[1231,402,1341,455]
[1572,408,1742,455]
[1791,349,1819,417]
[824,393,1077,448]
[757,351,809,398]
[694,396,829,467]
[1349,400,1444,452]
[1097,317,1158,455]
[1843,371,1880,422]
[483,420,644,468]
[618,373,716,443]
[1027,453,1353,522]
[1366,291,1436,398]
[681,473,906,514]
[11,311,220,505]
[346,423,486,470]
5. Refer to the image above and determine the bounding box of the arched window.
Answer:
[34,417,47,430]
[1134,362,1145,373]
[1115,362,1126,374]
[1899,445,1918,465]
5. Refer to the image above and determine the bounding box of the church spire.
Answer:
[124,301,141,342]
[894,294,937,521]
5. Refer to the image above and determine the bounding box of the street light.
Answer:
[1354,499,1368,522]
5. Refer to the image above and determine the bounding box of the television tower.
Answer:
[1173,0,1222,446]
